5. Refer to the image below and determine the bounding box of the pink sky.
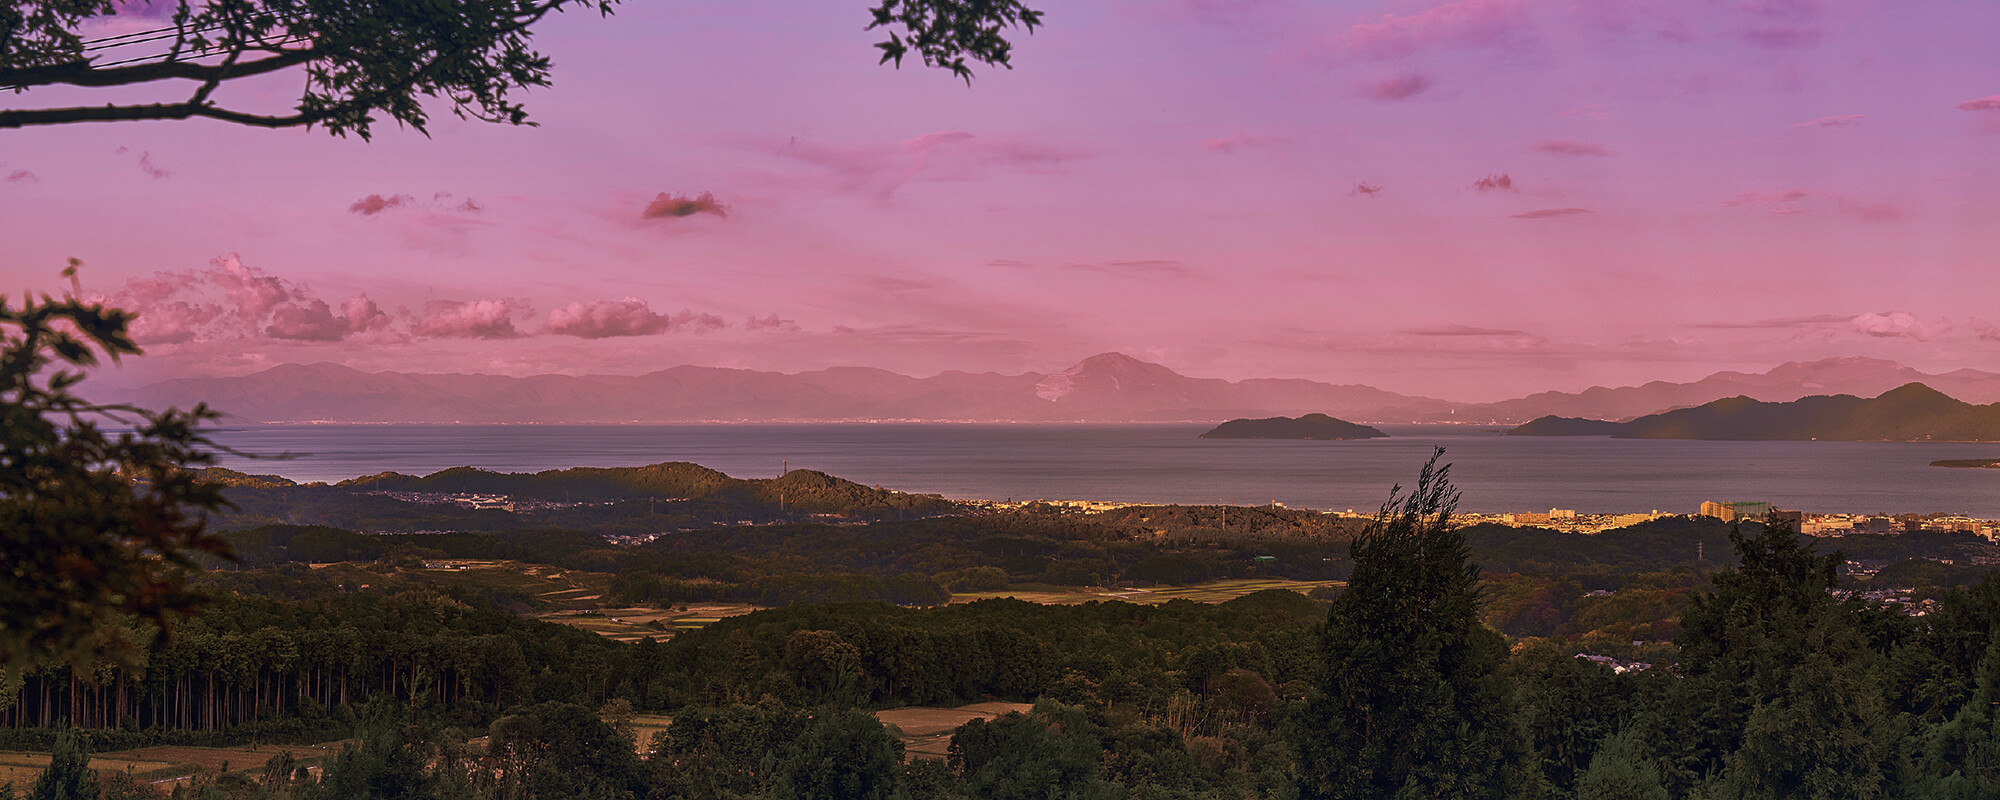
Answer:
[4,0,1998,402]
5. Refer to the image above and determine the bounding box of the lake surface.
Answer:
[200,424,2000,517]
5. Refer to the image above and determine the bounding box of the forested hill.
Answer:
[334,461,956,514]
[1508,383,2000,441]
[1198,413,1387,440]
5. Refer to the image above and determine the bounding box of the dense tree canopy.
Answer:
[0,0,1043,135]
[0,267,231,667]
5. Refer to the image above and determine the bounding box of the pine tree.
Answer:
[30,727,97,800]
[1292,449,1518,800]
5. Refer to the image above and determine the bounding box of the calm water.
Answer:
[203,424,2000,517]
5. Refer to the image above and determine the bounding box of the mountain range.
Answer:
[107,354,2000,425]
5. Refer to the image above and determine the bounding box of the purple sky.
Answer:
[5,0,1998,402]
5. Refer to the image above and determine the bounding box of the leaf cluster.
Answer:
[1,266,231,668]
[868,0,1043,83]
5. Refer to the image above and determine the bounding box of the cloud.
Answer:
[206,253,299,319]
[1337,0,1529,61]
[1511,207,1595,219]
[341,295,393,334]
[350,192,484,217]
[667,310,728,333]
[860,275,942,292]
[545,298,674,339]
[984,259,1031,268]
[350,194,415,215]
[1796,114,1864,128]
[1402,325,1532,336]
[1558,105,1612,122]
[1851,311,1948,341]
[1471,173,1517,193]
[642,191,729,219]
[1971,319,2000,342]
[413,299,527,339]
[1958,95,2000,111]
[1690,314,1850,330]
[98,253,311,344]
[1724,189,1810,214]
[6,169,36,183]
[1363,74,1431,101]
[1352,182,1384,197]
[745,313,801,332]
[1531,138,1610,156]
[265,299,347,341]
[137,151,171,179]
[757,131,1084,200]
[1063,260,1196,279]
[1202,133,1280,153]
[1738,0,1822,49]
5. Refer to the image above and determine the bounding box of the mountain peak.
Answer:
[1036,353,1186,403]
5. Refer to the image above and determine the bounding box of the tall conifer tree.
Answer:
[1293,449,1517,800]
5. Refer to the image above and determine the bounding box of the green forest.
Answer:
[10,452,2000,800]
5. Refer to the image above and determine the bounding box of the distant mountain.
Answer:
[1198,414,1388,440]
[1508,383,2000,441]
[1449,358,2000,423]
[110,353,1452,424]
[1505,416,1624,436]
[108,354,2000,425]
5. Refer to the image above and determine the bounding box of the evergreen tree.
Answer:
[1574,728,1668,800]
[1292,449,1518,800]
[1671,520,1891,800]
[30,727,97,800]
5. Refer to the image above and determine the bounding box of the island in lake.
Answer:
[1507,383,2000,442]
[1199,413,1387,440]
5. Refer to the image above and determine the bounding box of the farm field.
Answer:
[546,579,1342,643]
[951,578,1342,606]
[0,741,341,789]
[877,702,1034,760]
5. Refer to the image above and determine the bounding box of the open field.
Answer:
[1,742,342,788]
[951,578,1342,606]
[541,604,762,643]
[548,580,1341,643]
[877,702,1033,760]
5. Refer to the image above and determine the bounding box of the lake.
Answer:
[199,424,2000,517]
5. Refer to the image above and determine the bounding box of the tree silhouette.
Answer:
[1,0,1043,136]
[1,264,232,667]
[1292,448,1519,800]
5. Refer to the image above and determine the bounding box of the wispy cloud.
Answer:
[1336,0,1529,62]
[1512,207,1594,219]
[1724,189,1810,214]
[1851,311,1949,341]
[1402,325,1532,337]
[1063,260,1196,279]
[1531,138,1610,156]
[745,313,801,333]
[1690,314,1850,330]
[1796,114,1864,128]
[1958,94,2000,111]
[6,169,36,183]
[1352,182,1384,197]
[1363,74,1431,101]
[757,131,1083,201]
[1202,133,1281,152]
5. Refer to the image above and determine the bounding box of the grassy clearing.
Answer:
[540,604,761,643]
[0,742,343,788]
[951,578,1342,606]
[876,702,1033,760]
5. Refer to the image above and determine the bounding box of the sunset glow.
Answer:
[5,0,1997,401]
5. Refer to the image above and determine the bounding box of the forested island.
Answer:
[1507,382,2000,441]
[1198,413,1387,440]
